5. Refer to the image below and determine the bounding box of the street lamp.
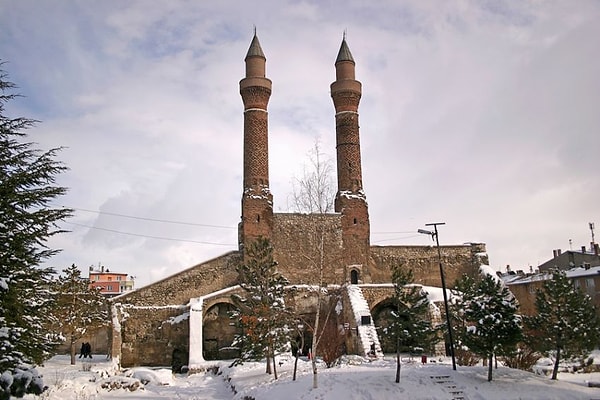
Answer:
[419,222,456,371]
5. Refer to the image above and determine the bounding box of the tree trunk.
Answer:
[293,352,299,381]
[266,353,272,374]
[551,347,561,380]
[311,348,318,389]
[293,333,304,381]
[310,219,326,389]
[70,336,76,365]
[395,342,401,383]
[311,269,323,388]
[272,343,278,380]
[487,353,493,381]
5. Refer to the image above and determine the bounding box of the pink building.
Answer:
[89,266,134,297]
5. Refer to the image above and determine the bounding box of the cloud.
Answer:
[1,1,599,286]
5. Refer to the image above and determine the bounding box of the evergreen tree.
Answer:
[453,274,521,381]
[384,265,437,383]
[0,65,72,398]
[52,264,109,365]
[525,269,599,380]
[231,237,292,379]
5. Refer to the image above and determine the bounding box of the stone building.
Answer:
[110,34,488,369]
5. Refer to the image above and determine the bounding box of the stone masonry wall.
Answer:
[112,214,487,366]
[272,213,346,285]
[368,244,487,288]
[115,251,241,307]
[112,251,242,367]
[118,305,189,367]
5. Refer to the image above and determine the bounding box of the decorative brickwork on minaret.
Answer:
[239,34,273,251]
[331,37,371,270]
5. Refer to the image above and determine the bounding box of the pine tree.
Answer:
[385,265,437,383]
[525,269,599,380]
[453,274,522,381]
[51,264,109,365]
[0,64,72,398]
[231,237,292,379]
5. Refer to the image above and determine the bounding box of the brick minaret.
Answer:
[331,37,370,269]
[239,33,273,251]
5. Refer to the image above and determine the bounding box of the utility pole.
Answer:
[418,222,456,371]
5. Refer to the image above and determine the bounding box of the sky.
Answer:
[1,1,599,288]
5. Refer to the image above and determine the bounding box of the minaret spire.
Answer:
[239,32,273,250]
[330,35,370,275]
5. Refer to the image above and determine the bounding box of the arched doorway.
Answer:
[371,300,403,354]
[350,269,359,284]
[202,302,241,360]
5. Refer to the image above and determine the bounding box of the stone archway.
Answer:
[202,302,241,360]
[371,299,400,354]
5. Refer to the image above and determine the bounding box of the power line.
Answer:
[64,206,420,243]
[65,221,237,246]
[371,231,415,235]
[372,234,421,244]
[66,206,236,230]
[67,207,417,235]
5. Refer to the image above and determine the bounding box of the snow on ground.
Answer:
[24,353,600,400]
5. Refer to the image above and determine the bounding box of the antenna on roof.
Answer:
[343,29,347,40]
[253,25,257,36]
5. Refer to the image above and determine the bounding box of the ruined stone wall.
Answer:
[111,219,486,366]
[55,327,110,356]
[112,252,241,367]
[116,251,241,307]
[118,305,189,367]
[368,244,486,288]
[272,213,347,285]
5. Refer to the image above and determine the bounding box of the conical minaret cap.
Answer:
[335,38,355,64]
[245,34,265,60]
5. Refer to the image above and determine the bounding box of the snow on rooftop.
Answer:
[566,265,600,278]
[504,265,600,286]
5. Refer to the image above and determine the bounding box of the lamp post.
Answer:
[418,222,456,371]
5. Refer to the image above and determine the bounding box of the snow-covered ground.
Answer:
[24,353,600,400]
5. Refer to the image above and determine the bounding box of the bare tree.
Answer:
[289,138,335,213]
[289,137,340,388]
[308,229,325,389]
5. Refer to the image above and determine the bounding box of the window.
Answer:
[117,276,122,281]
[586,278,595,289]
[107,285,113,291]
[574,280,581,289]
[107,277,112,281]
